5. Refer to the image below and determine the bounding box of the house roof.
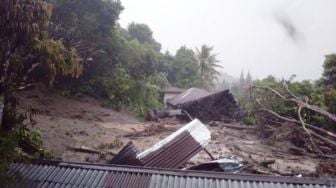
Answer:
[8,160,336,188]
[162,86,185,93]
[167,88,210,106]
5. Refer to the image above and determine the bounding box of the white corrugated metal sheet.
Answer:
[137,119,211,159]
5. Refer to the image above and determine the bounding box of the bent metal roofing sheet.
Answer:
[110,119,211,169]
[7,160,336,188]
[137,119,210,158]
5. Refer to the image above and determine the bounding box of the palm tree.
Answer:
[196,45,223,90]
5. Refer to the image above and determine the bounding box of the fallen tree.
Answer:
[253,85,336,123]
[252,84,336,157]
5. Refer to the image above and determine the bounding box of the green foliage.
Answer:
[238,75,330,128]
[94,66,131,110]
[127,22,161,51]
[48,0,123,84]
[243,115,258,125]
[123,39,158,78]
[324,88,336,114]
[126,78,163,119]
[0,0,60,178]
[167,46,201,88]
[0,128,22,185]
[322,54,336,114]
[0,125,51,184]
[37,41,83,86]
[50,0,123,41]
[322,54,336,86]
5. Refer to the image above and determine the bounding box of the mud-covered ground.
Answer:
[17,89,335,178]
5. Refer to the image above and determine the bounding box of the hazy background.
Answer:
[119,0,336,80]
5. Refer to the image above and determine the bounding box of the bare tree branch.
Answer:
[256,99,336,150]
[253,85,336,123]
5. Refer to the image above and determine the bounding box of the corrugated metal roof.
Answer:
[7,160,336,188]
[167,88,210,106]
[137,119,211,168]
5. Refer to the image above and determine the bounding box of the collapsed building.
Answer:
[166,88,244,122]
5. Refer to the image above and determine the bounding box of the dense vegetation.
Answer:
[0,0,335,181]
[0,0,222,177]
[46,0,222,115]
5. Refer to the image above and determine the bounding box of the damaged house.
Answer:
[167,88,244,122]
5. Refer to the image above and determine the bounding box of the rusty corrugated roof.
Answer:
[7,160,336,188]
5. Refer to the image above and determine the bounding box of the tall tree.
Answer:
[49,0,123,81]
[246,71,253,87]
[167,46,200,88]
[196,45,222,90]
[239,70,245,89]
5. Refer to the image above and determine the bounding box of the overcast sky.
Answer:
[119,0,336,80]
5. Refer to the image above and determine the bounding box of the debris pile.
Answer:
[267,122,336,158]
[253,85,336,159]
[178,89,244,122]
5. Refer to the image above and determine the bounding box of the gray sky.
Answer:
[119,0,336,80]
